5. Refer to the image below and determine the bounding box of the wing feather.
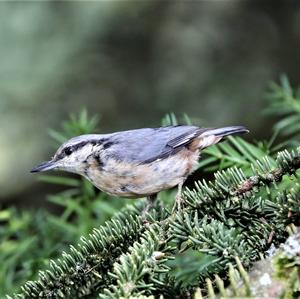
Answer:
[142,127,206,163]
[106,126,205,164]
[167,128,204,148]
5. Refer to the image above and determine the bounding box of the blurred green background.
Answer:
[1,0,300,204]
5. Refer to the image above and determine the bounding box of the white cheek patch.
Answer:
[59,144,95,172]
[59,155,78,171]
[198,135,222,149]
[77,144,95,160]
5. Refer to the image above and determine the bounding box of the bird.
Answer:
[31,125,249,212]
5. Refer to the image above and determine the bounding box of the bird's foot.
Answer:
[172,193,183,213]
[142,201,154,217]
[142,194,156,219]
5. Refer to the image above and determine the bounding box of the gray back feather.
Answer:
[106,125,205,163]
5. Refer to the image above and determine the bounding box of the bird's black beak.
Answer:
[30,160,57,173]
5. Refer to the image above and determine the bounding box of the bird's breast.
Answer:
[84,149,200,198]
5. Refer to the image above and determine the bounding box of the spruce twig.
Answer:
[10,204,145,298]
[9,147,300,299]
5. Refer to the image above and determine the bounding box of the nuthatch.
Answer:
[31,125,248,211]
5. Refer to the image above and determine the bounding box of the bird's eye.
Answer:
[64,147,73,156]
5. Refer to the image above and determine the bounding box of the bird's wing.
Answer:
[142,126,208,163]
[106,126,204,164]
[167,127,202,148]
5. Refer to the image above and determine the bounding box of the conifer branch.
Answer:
[198,229,300,298]
[100,224,174,298]
[168,147,300,291]
[10,204,145,298]
[8,147,300,298]
[183,147,299,209]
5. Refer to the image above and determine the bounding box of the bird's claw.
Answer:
[172,193,183,213]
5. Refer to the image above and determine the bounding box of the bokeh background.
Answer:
[1,0,300,205]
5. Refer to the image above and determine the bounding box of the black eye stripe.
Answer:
[56,138,110,160]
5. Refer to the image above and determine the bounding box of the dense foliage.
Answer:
[2,76,300,298]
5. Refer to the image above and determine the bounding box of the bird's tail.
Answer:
[201,126,249,138]
[196,126,249,149]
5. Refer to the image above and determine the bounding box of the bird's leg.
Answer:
[172,180,184,213]
[142,193,157,217]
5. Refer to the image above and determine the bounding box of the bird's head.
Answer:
[31,134,104,175]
